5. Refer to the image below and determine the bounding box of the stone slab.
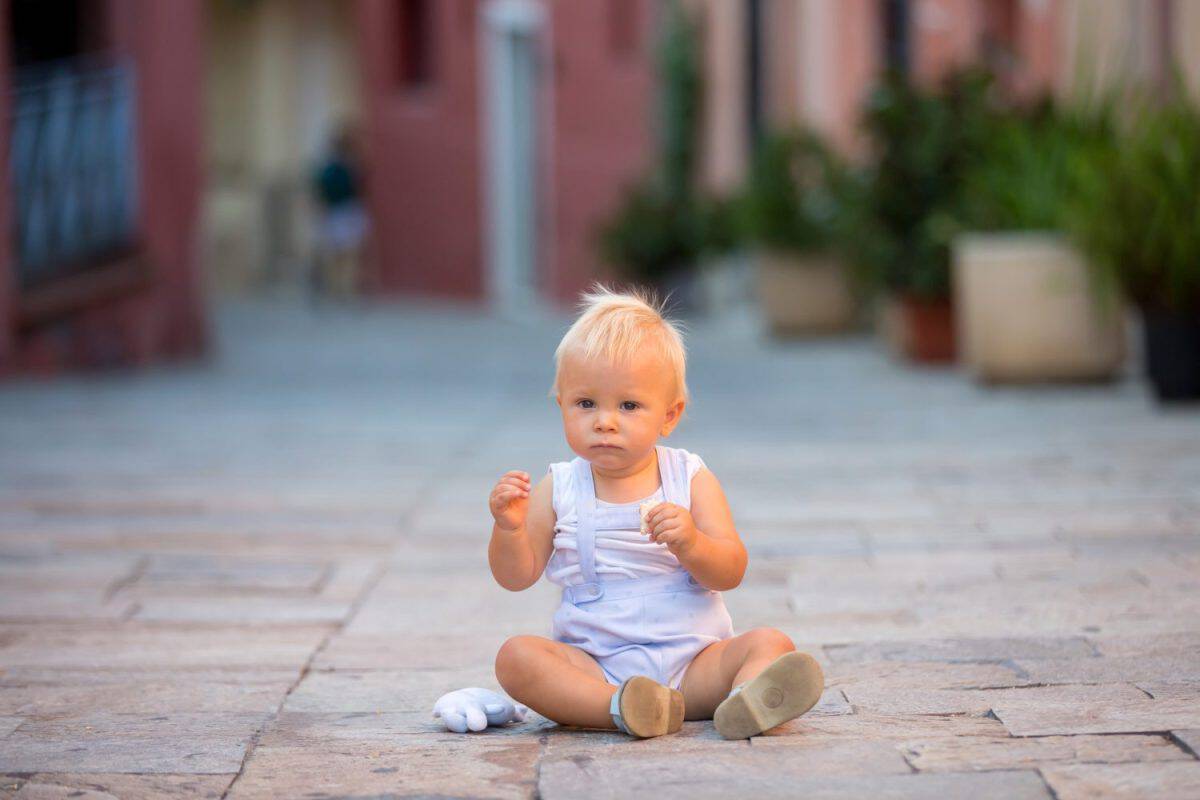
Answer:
[843,682,1148,716]
[313,631,522,671]
[0,717,22,737]
[0,671,294,715]
[256,710,552,745]
[283,666,501,712]
[902,733,1189,772]
[0,774,232,800]
[0,713,268,774]
[130,596,351,624]
[825,636,1096,664]
[751,712,1008,742]
[1172,729,1200,756]
[827,661,1027,690]
[0,625,328,670]
[226,740,541,800]
[994,695,1200,737]
[1041,762,1200,800]
[540,760,1051,800]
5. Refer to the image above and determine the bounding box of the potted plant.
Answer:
[740,131,857,336]
[855,69,996,362]
[597,0,705,307]
[1070,93,1200,402]
[953,101,1126,382]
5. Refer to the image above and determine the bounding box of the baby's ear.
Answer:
[661,399,686,436]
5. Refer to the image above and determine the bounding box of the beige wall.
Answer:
[204,0,362,292]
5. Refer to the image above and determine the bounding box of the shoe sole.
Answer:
[619,676,685,738]
[714,651,824,739]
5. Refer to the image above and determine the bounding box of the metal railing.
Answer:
[10,58,140,288]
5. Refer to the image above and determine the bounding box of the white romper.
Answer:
[546,445,735,689]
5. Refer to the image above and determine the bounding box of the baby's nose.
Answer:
[594,412,618,431]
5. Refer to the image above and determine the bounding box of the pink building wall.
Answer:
[1,0,207,375]
[354,0,656,305]
[354,0,484,300]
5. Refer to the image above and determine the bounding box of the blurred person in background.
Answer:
[311,122,369,299]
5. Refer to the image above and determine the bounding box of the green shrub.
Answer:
[855,68,998,298]
[737,131,846,256]
[1069,93,1200,312]
[963,100,1115,232]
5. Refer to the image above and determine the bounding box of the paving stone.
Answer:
[261,710,523,744]
[284,666,500,712]
[1173,729,1200,756]
[0,713,268,773]
[843,682,1148,716]
[1016,655,1200,685]
[827,661,1027,690]
[1041,762,1200,800]
[0,774,232,800]
[313,631,523,670]
[0,717,21,737]
[0,625,328,670]
[902,733,1190,772]
[994,693,1200,736]
[751,712,1009,742]
[0,671,294,715]
[826,636,1097,664]
[0,591,133,623]
[129,595,351,624]
[227,740,541,800]
[540,759,1051,800]
[138,554,327,592]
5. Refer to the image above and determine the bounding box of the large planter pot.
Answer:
[952,232,1126,383]
[879,294,956,363]
[1143,311,1200,401]
[755,251,856,336]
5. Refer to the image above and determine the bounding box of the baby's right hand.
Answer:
[489,470,531,531]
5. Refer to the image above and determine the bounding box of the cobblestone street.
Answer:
[1,300,1198,799]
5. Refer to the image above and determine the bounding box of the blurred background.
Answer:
[0,0,1197,399]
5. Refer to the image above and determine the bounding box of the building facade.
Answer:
[0,0,206,375]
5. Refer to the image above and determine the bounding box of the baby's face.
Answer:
[556,350,684,473]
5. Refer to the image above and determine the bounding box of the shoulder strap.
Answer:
[570,457,600,585]
[656,446,692,509]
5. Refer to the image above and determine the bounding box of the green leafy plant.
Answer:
[597,0,704,283]
[963,100,1115,232]
[854,68,998,298]
[1069,92,1200,312]
[598,182,701,285]
[737,131,847,257]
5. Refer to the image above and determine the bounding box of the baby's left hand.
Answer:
[643,503,700,557]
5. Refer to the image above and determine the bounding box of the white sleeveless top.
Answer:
[545,447,707,587]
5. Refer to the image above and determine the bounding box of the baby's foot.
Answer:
[610,675,685,738]
[713,651,824,739]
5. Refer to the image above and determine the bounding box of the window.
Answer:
[882,0,909,76]
[397,0,435,88]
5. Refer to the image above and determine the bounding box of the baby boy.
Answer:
[487,286,823,738]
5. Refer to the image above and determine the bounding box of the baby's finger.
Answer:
[500,476,531,491]
[644,503,672,526]
[501,470,530,480]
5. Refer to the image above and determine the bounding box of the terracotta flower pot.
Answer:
[879,294,956,363]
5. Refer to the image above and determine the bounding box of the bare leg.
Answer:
[678,628,796,720]
[495,635,617,728]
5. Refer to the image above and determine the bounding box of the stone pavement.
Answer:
[0,299,1197,799]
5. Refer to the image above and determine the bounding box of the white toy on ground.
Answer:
[432,687,529,733]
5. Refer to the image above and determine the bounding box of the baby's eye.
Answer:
[576,399,595,409]
[621,401,640,411]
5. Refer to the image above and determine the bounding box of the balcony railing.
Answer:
[10,59,139,289]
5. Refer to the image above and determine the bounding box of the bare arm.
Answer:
[644,468,747,591]
[488,472,557,591]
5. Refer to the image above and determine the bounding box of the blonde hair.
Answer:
[552,284,689,403]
